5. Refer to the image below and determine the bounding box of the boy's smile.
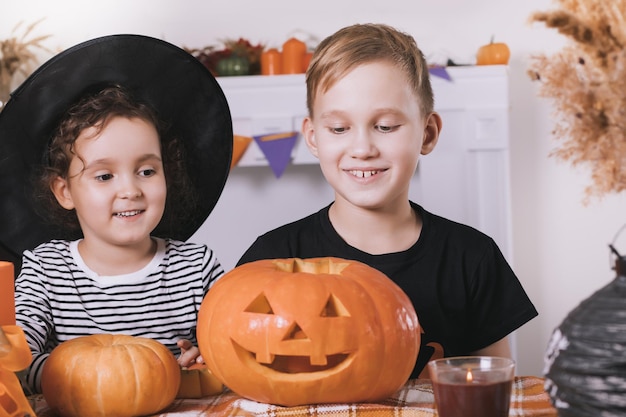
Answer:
[348,169,383,179]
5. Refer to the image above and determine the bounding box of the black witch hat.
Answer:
[0,34,233,272]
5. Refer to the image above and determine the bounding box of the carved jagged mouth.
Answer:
[261,352,349,373]
[232,340,352,374]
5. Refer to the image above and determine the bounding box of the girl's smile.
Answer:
[51,116,167,266]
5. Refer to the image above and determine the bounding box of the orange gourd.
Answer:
[197,257,420,406]
[0,262,15,326]
[476,37,510,65]
[41,334,180,417]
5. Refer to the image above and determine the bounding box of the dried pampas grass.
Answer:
[528,0,626,201]
[0,19,51,108]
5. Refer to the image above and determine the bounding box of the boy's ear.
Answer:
[51,177,76,210]
[421,112,443,155]
[301,117,319,158]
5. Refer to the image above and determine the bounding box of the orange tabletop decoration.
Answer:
[0,325,36,417]
[0,262,15,326]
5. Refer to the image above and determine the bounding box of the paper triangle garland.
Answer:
[253,131,299,178]
[231,135,252,168]
[428,67,452,82]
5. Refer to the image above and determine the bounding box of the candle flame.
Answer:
[466,368,473,383]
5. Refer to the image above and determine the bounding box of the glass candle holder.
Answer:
[428,356,515,417]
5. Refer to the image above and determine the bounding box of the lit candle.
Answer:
[429,356,515,417]
[0,261,15,326]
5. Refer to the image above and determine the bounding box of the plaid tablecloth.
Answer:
[32,376,557,417]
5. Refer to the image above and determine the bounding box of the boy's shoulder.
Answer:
[415,202,496,245]
[258,206,327,238]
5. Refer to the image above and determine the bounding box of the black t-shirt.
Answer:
[237,202,538,378]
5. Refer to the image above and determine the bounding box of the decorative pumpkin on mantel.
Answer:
[196,257,420,406]
[41,334,180,417]
[476,37,510,65]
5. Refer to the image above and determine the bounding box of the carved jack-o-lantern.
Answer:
[1,326,36,417]
[197,257,420,406]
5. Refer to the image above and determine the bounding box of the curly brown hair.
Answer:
[34,85,197,237]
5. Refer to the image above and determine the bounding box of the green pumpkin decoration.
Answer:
[217,55,249,76]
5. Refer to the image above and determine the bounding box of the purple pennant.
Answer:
[253,131,299,178]
[428,66,452,81]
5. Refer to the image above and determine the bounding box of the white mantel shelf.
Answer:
[216,65,509,167]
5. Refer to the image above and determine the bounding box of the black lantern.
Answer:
[544,244,626,416]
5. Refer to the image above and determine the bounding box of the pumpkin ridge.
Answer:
[95,341,110,416]
[67,345,83,417]
[142,340,181,410]
[351,262,420,397]
[120,341,142,414]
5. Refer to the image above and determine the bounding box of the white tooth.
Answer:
[117,210,140,217]
[349,170,379,178]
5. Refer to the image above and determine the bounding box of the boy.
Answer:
[238,23,537,378]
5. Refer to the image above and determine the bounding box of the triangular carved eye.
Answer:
[245,293,274,314]
[320,294,350,317]
[283,323,308,340]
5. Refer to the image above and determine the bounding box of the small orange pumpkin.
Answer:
[177,363,223,399]
[41,334,180,417]
[197,257,420,406]
[476,37,510,65]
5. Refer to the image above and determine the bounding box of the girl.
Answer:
[1,35,233,393]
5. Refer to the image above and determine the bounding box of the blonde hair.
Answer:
[306,23,434,118]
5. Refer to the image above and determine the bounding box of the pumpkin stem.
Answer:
[490,35,495,44]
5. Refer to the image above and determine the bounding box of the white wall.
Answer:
[4,0,624,377]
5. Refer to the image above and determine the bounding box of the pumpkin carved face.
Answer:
[197,257,420,406]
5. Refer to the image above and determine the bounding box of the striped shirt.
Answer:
[15,238,224,393]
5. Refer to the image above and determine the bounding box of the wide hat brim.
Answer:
[0,34,232,264]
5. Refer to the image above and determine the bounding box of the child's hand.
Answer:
[176,339,204,368]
